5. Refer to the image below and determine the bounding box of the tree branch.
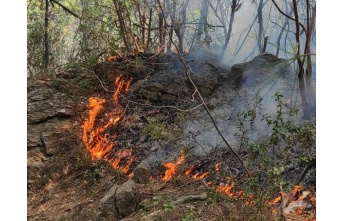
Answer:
[50,0,81,19]
[270,0,306,35]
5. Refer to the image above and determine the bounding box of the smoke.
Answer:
[182,54,303,156]
[182,0,315,67]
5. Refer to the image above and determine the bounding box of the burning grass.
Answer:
[158,150,316,220]
[82,75,136,174]
[79,74,315,220]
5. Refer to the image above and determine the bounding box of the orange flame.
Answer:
[82,75,135,174]
[192,172,209,180]
[162,150,185,181]
[215,163,220,171]
[216,177,235,197]
[185,165,195,176]
[268,185,316,220]
[161,153,315,219]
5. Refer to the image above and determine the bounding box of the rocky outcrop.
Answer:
[27,79,87,185]
[125,53,229,104]
[229,53,289,87]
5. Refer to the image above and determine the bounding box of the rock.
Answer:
[139,135,149,143]
[99,180,139,219]
[115,180,139,218]
[190,76,216,97]
[131,82,165,102]
[128,55,229,103]
[228,53,288,88]
[27,85,74,124]
[27,80,81,182]
[27,124,43,149]
[40,118,74,155]
[128,79,145,94]
[144,82,163,92]
[229,62,249,87]
[160,94,177,102]
[138,88,161,101]
[99,184,120,217]
[250,53,281,66]
[131,161,152,184]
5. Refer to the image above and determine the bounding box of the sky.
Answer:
[0,0,341,219]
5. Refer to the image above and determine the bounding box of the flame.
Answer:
[162,150,185,181]
[185,165,195,176]
[160,152,315,219]
[268,185,316,220]
[207,181,214,187]
[82,75,135,174]
[81,72,316,220]
[216,177,235,197]
[215,163,220,171]
[192,172,209,180]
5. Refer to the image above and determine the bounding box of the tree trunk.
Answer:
[257,0,265,53]
[174,0,190,53]
[44,0,49,70]
[293,0,309,118]
[272,0,315,119]
[113,0,131,52]
[158,12,165,52]
[196,0,209,48]
[275,5,292,57]
[145,8,152,52]
[262,36,268,53]
[221,0,241,59]
[165,0,174,52]
[137,3,147,51]
[304,1,316,115]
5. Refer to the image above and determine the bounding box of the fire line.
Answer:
[82,75,134,174]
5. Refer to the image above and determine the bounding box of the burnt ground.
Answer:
[27,52,316,221]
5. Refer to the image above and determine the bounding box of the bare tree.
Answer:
[304,1,316,114]
[221,0,242,60]
[275,3,293,57]
[43,0,81,70]
[165,0,176,52]
[195,0,209,48]
[113,0,132,52]
[174,0,190,53]
[255,0,268,53]
[155,0,166,52]
[271,0,316,118]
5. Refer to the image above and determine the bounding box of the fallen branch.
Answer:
[174,193,207,205]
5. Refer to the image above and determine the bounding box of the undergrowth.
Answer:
[229,93,316,220]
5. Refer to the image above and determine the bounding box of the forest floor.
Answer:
[27,52,316,221]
